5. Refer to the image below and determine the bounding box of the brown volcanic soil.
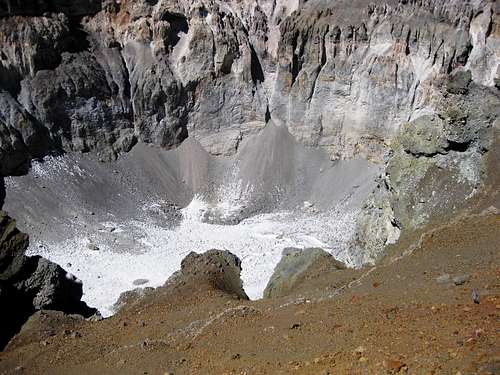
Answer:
[0,212,499,375]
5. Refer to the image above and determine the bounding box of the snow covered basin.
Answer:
[28,194,364,316]
[5,124,379,316]
[26,195,360,317]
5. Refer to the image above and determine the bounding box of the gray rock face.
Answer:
[0,210,96,349]
[0,1,498,158]
[264,247,346,299]
[13,256,84,311]
[0,91,49,175]
[2,0,495,166]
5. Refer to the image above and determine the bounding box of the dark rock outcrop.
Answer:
[174,250,249,300]
[264,247,346,299]
[113,249,248,313]
[0,211,96,350]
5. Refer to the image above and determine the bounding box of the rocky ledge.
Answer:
[0,211,97,349]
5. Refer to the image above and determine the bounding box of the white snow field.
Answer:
[27,196,360,317]
[6,123,379,316]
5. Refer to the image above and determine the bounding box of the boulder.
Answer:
[12,256,90,312]
[176,250,249,300]
[397,115,449,157]
[264,248,346,299]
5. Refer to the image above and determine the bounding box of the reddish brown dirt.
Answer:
[0,213,499,375]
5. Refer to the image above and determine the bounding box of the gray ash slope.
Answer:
[5,122,379,238]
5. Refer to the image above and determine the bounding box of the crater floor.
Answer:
[5,124,379,315]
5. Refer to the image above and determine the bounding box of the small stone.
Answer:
[453,275,470,285]
[290,323,301,330]
[87,244,99,251]
[436,274,451,284]
[472,289,480,304]
[354,346,366,357]
[474,328,484,338]
[66,263,72,267]
[303,201,314,208]
[359,357,368,363]
[133,279,149,286]
[231,353,241,360]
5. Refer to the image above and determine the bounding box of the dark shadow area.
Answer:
[160,11,189,47]
[0,282,33,350]
[445,140,471,153]
[220,53,235,75]
[0,65,21,98]
[62,16,91,54]
[250,45,265,85]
